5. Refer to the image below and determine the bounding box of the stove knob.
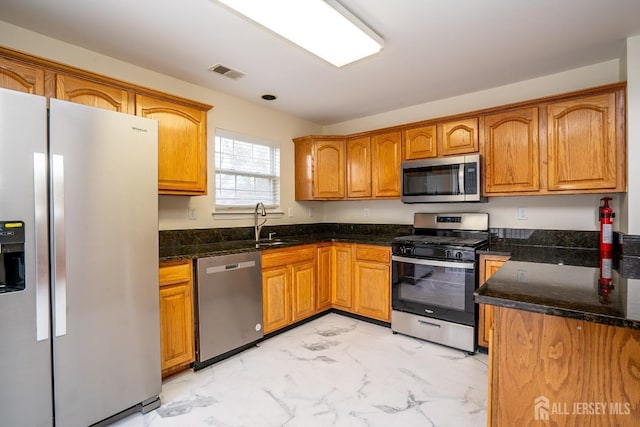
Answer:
[455,251,463,259]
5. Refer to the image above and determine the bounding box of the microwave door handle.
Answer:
[458,164,465,195]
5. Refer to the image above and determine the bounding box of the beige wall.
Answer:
[323,59,626,231]
[2,21,634,232]
[623,35,640,234]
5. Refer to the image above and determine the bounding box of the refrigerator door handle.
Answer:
[52,154,67,337]
[34,152,50,341]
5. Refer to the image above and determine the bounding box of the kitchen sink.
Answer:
[255,239,296,248]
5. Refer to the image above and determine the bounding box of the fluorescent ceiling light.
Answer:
[216,0,383,67]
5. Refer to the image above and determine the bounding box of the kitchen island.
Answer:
[475,250,640,426]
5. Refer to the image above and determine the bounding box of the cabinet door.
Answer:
[316,245,333,311]
[0,57,45,95]
[331,244,353,310]
[291,260,316,322]
[136,94,207,195]
[477,256,509,348]
[159,261,194,378]
[55,73,134,114]
[372,131,402,198]
[403,124,437,160]
[262,267,291,334]
[442,118,478,155]
[353,259,390,322]
[314,139,346,199]
[346,136,372,198]
[547,93,617,191]
[483,107,539,194]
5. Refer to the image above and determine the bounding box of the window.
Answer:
[214,130,280,208]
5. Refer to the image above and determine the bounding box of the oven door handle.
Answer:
[392,255,475,269]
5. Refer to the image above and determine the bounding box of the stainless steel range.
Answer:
[391,212,489,353]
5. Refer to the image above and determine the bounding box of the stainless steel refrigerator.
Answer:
[0,88,162,426]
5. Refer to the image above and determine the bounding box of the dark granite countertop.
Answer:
[159,233,399,262]
[475,244,640,330]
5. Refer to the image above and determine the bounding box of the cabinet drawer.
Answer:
[159,261,192,286]
[262,245,316,268]
[355,245,390,263]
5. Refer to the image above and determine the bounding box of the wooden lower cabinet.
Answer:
[331,243,354,310]
[488,307,640,426]
[353,245,391,322]
[262,245,316,334]
[477,254,510,348]
[264,242,392,332]
[316,244,333,311]
[159,260,195,379]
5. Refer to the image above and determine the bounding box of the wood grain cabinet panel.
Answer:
[477,255,509,348]
[346,136,372,198]
[314,139,346,199]
[353,245,391,322]
[489,307,640,426]
[136,94,207,195]
[547,93,617,191]
[291,260,316,321]
[261,245,317,334]
[403,125,437,160]
[316,245,333,311]
[0,57,45,95]
[293,136,345,200]
[159,260,194,379]
[442,118,478,155]
[55,73,134,113]
[262,266,291,334]
[482,107,540,194]
[331,243,353,311]
[372,131,402,198]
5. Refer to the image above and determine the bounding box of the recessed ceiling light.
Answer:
[214,0,383,67]
[261,94,277,101]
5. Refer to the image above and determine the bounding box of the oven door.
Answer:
[392,255,476,326]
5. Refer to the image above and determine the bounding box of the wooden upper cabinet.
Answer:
[483,107,540,194]
[293,136,345,200]
[403,124,437,160]
[441,118,479,156]
[346,136,372,198]
[547,93,617,191]
[55,73,134,114]
[372,131,402,198]
[136,94,208,195]
[0,57,45,95]
[315,139,346,199]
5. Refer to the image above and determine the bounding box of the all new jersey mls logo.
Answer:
[535,395,550,420]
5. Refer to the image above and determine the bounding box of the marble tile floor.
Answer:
[113,313,488,427]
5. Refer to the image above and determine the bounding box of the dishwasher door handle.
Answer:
[206,260,256,275]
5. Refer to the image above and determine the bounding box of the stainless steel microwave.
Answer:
[401,154,486,203]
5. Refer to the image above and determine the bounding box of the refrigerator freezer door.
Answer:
[49,99,161,426]
[0,89,53,426]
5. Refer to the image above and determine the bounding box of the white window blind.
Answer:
[214,130,280,208]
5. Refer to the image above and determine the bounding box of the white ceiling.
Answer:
[1,0,640,125]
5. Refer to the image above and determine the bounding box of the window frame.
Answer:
[213,129,281,210]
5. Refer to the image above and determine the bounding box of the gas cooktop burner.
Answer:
[394,235,487,248]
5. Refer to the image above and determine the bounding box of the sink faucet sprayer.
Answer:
[254,202,267,241]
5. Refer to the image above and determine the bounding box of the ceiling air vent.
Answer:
[208,64,245,80]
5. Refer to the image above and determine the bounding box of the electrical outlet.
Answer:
[517,270,527,282]
[288,207,294,217]
[308,207,314,217]
[364,208,370,217]
[517,207,528,220]
[188,208,197,220]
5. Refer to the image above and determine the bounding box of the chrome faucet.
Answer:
[254,202,267,241]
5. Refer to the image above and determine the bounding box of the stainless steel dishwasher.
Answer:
[194,251,263,369]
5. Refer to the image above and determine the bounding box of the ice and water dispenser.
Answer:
[0,221,25,293]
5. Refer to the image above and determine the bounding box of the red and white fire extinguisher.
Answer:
[599,197,615,256]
